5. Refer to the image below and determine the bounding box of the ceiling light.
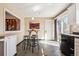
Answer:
[32,5,41,12]
[32,17,34,20]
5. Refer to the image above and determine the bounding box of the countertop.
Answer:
[0,33,4,39]
[0,31,20,37]
[61,33,79,38]
[0,32,19,41]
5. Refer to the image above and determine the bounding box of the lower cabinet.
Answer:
[75,38,79,56]
[60,34,74,56]
[5,35,17,56]
[0,35,17,56]
[0,40,4,56]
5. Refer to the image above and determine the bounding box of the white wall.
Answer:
[0,4,5,33]
[24,18,45,39]
[0,4,25,44]
[72,4,79,32]
[24,17,54,40]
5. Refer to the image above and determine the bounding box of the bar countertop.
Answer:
[61,33,79,38]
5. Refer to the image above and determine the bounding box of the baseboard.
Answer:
[17,39,25,46]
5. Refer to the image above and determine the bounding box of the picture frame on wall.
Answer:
[5,11,20,31]
[29,22,40,29]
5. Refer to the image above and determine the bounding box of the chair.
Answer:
[27,29,40,53]
[30,35,40,53]
[23,35,30,51]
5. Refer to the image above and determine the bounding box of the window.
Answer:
[76,11,79,24]
[62,16,69,33]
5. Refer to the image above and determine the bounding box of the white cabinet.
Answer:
[75,38,79,56]
[0,39,4,56]
[4,35,17,56]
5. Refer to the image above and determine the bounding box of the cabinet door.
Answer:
[5,35,17,56]
[6,37,11,56]
[10,35,17,56]
[0,41,4,56]
[75,38,79,56]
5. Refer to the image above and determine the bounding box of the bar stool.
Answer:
[22,35,27,51]
[30,35,40,53]
[23,35,30,51]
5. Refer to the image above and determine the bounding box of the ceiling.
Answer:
[8,3,70,17]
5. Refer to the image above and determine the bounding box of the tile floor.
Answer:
[16,40,64,56]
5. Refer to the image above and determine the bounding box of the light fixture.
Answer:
[32,17,34,20]
[32,5,41,12]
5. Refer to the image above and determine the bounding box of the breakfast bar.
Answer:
[60,33,79,56]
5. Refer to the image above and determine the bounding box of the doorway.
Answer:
[54,19,57,41]
[44,20,54,41]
